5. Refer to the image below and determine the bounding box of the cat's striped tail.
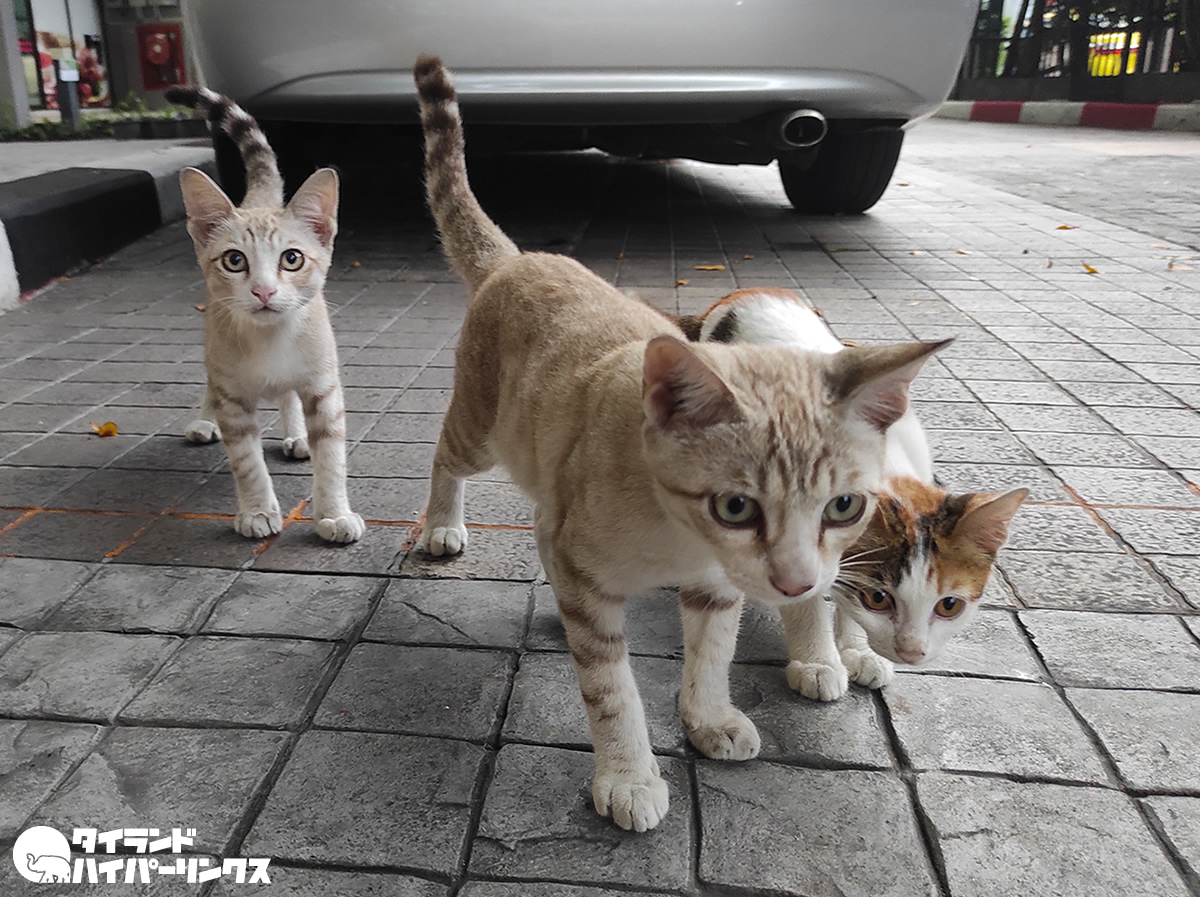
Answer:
[414,54,519,294]
[164,85,284,209]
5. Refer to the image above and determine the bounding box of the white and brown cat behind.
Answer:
[166,86,364,544]
[686,288,1027,701]
[413,55,949,831]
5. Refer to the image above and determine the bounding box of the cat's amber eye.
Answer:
[935,596,967,619]
[823,493,866,526]
[220,249,248,273]
[711,492,761,528]
[860,589,894,613]
[279,249,305,271]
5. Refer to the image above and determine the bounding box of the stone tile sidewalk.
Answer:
[1,128,1199,895]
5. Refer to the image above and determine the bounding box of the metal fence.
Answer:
[955,0,1200,102]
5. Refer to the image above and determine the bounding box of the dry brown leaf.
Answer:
[812,308,824,317]
[910,250,924,256]
[1083,263,1098,274]
[193,304,206,312]
[955,249,970,255]
[897,182,910,187]
[1169,262,1194,271]
[351,260,362,268]
[743,254,754,260]
[91,421,118,437]
[676,279,690,287]
[907,301,921,307]
[616,252,625,260]
[1056,225,1077,230]
[694,265,726,271]
[1153,244,1171,249]
[1046,260,1054,268]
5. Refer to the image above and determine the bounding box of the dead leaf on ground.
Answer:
[616,252,625,260]
[193,304,206,312]
[694,265,726,271]
[351,260,362,268]
[743,254,754,260]
[897,182,910,187]
[907,301,921,307]
[1083,263,1098,274]
[1046,260,1054,268]
[1169,262,1194,271]
[91,421,118,437]
[676,279,690,287]
[955,249,970,255]
[1056,225,1077,230]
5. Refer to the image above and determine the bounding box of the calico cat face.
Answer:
[834,477,1027,663]
[641,336,947,608]
[180,167,338,326]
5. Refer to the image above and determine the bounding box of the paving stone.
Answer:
[5,433,145,468]
[1021,610,1200,689]
[1148,555,1200,609]
[397,527,541,581]
[1099,508,1200,556]
[460,884,656,897]
[0,720,102,839]
[1095,405,1200,437]
[1142,796,1200,885]
[315,643,512,740]
[1003,504,1117,553]
[362,411,444,443]
[1067,688,1200,791]
[365,578,529,648]
[0,510,156,562]
[1018,431,1159,467]
[883,673,1107,782]
[911,608,1043,681]
[121,636,336,728]
[44,565,238,634]
[251,522,404,575]
[0,557,94,627]
[203,571,381,640]
[927,429,1036,465]
[470,744,692,890]
[48,469,211,514]
[172,471,311,517]
[965,380,1077,405]
[0,465,90,506]
[1000,549,1180,611]
[1133,435,1200,470]
[502,652,684,752]
[344,475,429,522]
[1051,465,1200,507]
[244,731,483,873]
[986,402,1115,433]
[108,516,261,570]
[30,727,287,854]
[0,631,178,720]
[698,762,934,896]
[918,773,1190,897]
[935,460,1066,503]
[211,868,447,897]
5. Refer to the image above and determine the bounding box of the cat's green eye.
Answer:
[823,493,866,526]
[279,249,305,271]
[711,492,761,528]
[860,589,894,613]
[935,596,967,619]
[220,249,248,273]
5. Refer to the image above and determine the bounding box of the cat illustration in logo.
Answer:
[26,852,71,883]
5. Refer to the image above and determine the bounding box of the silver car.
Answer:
[183,0,977,213]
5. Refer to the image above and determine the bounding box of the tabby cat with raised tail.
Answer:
[165,86,364,543]
[692,288,1027,700]
[413,54,948,831]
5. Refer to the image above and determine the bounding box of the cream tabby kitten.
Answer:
[690,288,1027,700]
[414,56,948,831]
[167,86,364,543]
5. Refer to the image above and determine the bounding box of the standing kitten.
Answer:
[166,86,364,544]
[414,56,948,830]
[693,288,1026,700]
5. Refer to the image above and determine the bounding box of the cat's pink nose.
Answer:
[897,646,926,665]
[252,285,277,305]
[770,576,813,598]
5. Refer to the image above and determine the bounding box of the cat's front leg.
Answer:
[279,390,310,460]
[552,564,669,832]
[301,382,364,544]
[836,608,894,690]
[185,384,221,444]
[212,393,281,538]
[678,588,760,761]
[780,596,850,702]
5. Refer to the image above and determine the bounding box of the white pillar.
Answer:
[0,0,31,130]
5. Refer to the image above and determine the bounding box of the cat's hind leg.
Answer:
[185,384,221,444]
[781,596,850,702]
[418,392,493,556]
[679,588,760,761]
[279,390,310,460]
[836,609,894,690]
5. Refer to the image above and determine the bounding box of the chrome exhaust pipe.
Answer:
[770,109,827,149]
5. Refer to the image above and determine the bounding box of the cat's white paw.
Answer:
[185,419,221,444]
[282,436,310,460]
[842,648,895,690]
[418,524,468,556]
[234,509,282,539]
[786,659,850,702]
[686,710,761,761]
[592,770,670,832]
[316,512,365,544]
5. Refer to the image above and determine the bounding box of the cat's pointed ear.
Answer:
[285,167,339,247]
[643,335,743,430]
[955,487,1029,554]
[828,339,953,432]
[180,168,235,244]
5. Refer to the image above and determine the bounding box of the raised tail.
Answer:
[413,54,519,293]
[164,85,283,209]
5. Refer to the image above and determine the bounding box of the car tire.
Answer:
[779,127,904,215]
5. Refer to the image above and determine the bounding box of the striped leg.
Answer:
[211,390,280,538]
[279,390,310,460]
[678,589,760,760]
[302,382,363,543]
[185,384,221,444]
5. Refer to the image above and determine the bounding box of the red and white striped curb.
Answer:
[937,100,1200,131]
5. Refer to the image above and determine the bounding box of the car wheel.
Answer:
[779,127,904,215]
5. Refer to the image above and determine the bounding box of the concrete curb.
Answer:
[937,100,1200,131]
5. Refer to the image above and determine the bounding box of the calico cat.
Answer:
[691,288,1027,700]
[413,55,948,831]
[166,86,364,544]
